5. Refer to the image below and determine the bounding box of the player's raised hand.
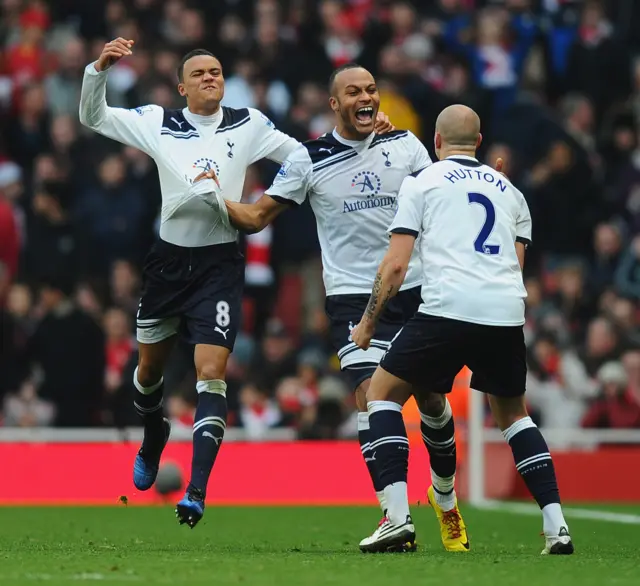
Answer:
[351,320,374,350]
[95,38,135,72]
[374,111,395,135]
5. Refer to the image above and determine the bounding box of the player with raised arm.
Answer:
[351,105,574,555]
[222,64,469,552]
[78,39,393,529]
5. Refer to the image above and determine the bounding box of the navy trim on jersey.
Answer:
[516,236,531,248]
[409,166,428,178]
[160,130,200,140]
[313,150,358,172]
[369,130,409,148]
[216,107,251,134]
[161,108,200,139]
[390,228,419,238]
[268,194,299,207]
[305,134,354,165]
[447,157,482,167]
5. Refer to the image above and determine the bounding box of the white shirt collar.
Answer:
[332,127,374,149]
[445,154,479,162]
[183,106,223,127]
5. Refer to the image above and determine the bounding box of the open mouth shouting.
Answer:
[355,106,375,126]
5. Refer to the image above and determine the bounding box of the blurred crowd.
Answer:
[1,0,640,434]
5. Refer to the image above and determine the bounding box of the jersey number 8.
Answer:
[468,192,501,255]
[216,301,231,327]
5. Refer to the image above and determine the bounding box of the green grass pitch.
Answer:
[0,505,637,585]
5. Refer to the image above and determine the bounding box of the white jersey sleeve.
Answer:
[79,62,162,156]
[515,191,532,245]
[246,108,300,164]
[388,174,427,237]
[264,144,313,205]
[406,131,433,173]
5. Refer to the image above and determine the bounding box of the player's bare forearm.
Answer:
[350,234,414,350]
[362,256,406,327]
[351,255,407,349]
[225,195,287,234]
[224,201,264,233]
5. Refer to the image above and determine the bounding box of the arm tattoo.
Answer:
[380,284,395,312]
[365,273,383,321]
[365,273,397,324]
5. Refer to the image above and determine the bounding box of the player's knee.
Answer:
[490,395,528,430]
[419,392,446,417]
[136,360,163,388]
[355,380,370,412]
[196,362,225,382]
[366,370,393,402]
[194,344,229,382]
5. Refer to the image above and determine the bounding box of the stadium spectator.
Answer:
[0,283,32,400]
[615,235,640,299]
[2,378,55,427]
[4,4,50,102]
[565,0,631,122]
[582,361,640,428]
[239,380,282,439]
[5,82,50,172]
[526,331,598,429]
[74,153,147,271]
[589,223,624,298]
[103,307,134,395]
[623,350,640,401]
[109,259,141,318]
[22,180,90,285]
[0,162,22,305]
[250,319,298,392]
[25,275,105,427]
[45,37,87,117]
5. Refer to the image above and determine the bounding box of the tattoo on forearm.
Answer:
[365,273,397,324]
[365,273,383,321]
[381,284,395,312]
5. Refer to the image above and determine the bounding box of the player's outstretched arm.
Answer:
[225,195,289,234]
[79,38,160,155]
[351,234,415,350]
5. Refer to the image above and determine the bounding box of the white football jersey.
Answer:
[389,155,532,326]
[79,62,298,247]
[265,129,432,296]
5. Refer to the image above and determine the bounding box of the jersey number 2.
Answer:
[467,192,500,255]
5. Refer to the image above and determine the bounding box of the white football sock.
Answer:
[383,482,410,526]
[431,470,456,511]
[542,503,568,536]
[376,490,387,513]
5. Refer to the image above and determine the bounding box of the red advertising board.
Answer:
[0,441,638,504]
